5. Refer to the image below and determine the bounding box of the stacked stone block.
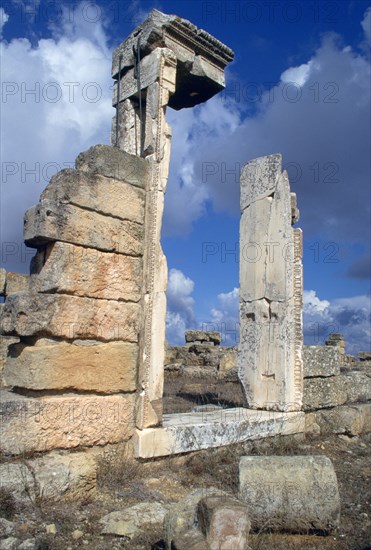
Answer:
[0,144,149,455]
[303,344,371,436]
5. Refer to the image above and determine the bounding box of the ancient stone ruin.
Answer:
[0,9,306,463]
[1,10,370,549]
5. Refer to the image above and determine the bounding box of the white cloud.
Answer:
[0,2,112,273]
[303,290,371,354]
[280,61,313,87]
[208,287,239,346]
[166,268,197,345]
[303,290,330,314]
[0,7,9,36]
[163,97,241,236]
[166,271,370,354]
[163,22,370,251]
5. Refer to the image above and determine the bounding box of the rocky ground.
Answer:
[0,430,370,549]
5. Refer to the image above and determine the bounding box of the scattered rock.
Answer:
[164,487,228,547]
[18,540,36,550]
[198,495,251,550]
[358,352,371,362]
[72,529,84,540]
[100,502,167,538]
[0,518,15,537]
[45,524,57,535]
[172,529,208,550]
[185,331,221,346]
[0,538,19,550]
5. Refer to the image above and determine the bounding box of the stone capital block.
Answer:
[112,9,234,110]
[0,389,135,455]
[31,242,142,302]
[41,169,145,225]
[24,201,143,256]
[4,340,138,393]
[1,292,140,342]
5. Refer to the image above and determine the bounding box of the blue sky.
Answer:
[1,0,370,353]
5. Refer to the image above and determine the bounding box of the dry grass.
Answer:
[96,442,140,494]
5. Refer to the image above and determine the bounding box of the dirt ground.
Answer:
[1,428,370,550]
[0,372,370,549]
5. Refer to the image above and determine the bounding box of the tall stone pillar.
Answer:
[238,154,303,411]
[111,9,234,428]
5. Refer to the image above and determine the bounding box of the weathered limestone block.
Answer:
[75,144,149,188]
[239,455,340,532]
[0,449,98,501]
[303,377,347,411]
[185,331,221,345]
[111,99,141,155]
[1,292,139,342]
[135,409,305,458]
[0,389,135,454]
[303,345,340,378]
[112,47,176,106]
[240,170,293,303]
[0,335,19,387]
[24,201,143,256]
[239,154,303,411]
[218,348,237,379]
[354,403,371,432]
[4,340,137,393]
[0,268,5,295]
[315,406,366,436]
[325,333,345,355]
[41,169,145,224]
[341,371,371,403]
[197,496,251,550]
[304,412,321,435]
[219,348,237,375]
[31,242,142,302]
[164,488,229,548]
[172,529,208,550]
[4,273,29,295]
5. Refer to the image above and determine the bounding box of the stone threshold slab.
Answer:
[134,408,305,458]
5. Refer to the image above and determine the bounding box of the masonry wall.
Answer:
[0,144,149,456]
[164,335,371,434]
